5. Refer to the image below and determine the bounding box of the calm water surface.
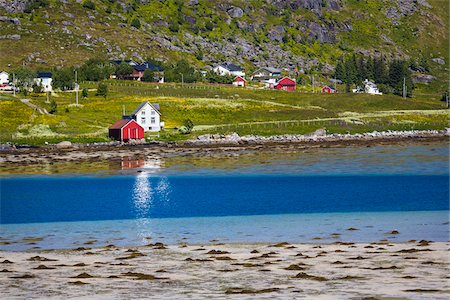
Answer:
[1,143,448,250]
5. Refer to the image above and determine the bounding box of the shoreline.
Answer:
[1,240,448,299]
[0,129,448,167]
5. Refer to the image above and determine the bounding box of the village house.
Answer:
[0,71,9,84]
[109,119,145,142]
[353,79,382,95]
[213,62,245,77]
[251,67,282,82]
[35,72,52,92]
[125,101,163,132]
[322,86,337,93]
[272,77,296,91]
[129,62,164,82]
[232,76,246,87]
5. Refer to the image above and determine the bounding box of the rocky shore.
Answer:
[186,129,449,146]
[0,129,448,170]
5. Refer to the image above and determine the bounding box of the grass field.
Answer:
[0,81,448,145]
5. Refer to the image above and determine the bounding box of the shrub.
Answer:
[82,88,88,98]
[82,0,96,10]
[131,18,141,29]
[96,82,108,98]
[49,98,57,114]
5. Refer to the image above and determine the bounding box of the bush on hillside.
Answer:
[82,0,96,10]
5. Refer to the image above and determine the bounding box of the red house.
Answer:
[322,86,337,93]
[274,77,296,91]
[109,119,145,142]
[232,76,246,87]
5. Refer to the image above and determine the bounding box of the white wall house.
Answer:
[213,62,245,77]
[364,79,383,95]
[0,71,9,84]
[35,72,52,92]
[131,102,163,132]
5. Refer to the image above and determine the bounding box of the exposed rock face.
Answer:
[412,74,436,83]
[431,57,445,65]
[265,0,341,11]
[0,0,29,13]
[384,0,432,25]
[0,34,20,40]
[227,6,244,18]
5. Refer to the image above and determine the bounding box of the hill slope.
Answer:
[0,0,448,84]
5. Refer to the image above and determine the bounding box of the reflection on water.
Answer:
[132,172,153,242]
[121,156,163,171]
[131,169,172,242]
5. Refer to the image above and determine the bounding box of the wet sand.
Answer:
[1,240,448,299]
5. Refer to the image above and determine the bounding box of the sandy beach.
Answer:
[0,240,449,299]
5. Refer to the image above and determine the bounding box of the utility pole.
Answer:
[312,75,315,93]
[181,73,184,88]
[75,70,79,105]
[402,77,406,99]
[12,73,15,97]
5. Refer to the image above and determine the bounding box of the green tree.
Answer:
[388,59,413,97]
[11,67,35,94]
[142,69,155,82]
[115,62,133,79]
[334,60,345,81]
[80,58,114,81]
[53,67,75,90]
[96,82,108,98]
[373,56,388,84]
[32,82,43,93]
[164,59,198,83]
[24,0,49,13]
[49,97,57,114]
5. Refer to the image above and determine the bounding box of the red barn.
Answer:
[322,86,337,93]
[232,76,246,87]
[109,119,145,142]
[274,77,296,91]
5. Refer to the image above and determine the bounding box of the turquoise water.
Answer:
[0,143,449,250]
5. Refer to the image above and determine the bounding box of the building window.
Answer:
[141,117,146,124]
[151,117,155,124]
[151,110,155,115]
[141,111,145,115]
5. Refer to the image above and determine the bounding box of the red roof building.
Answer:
[232,76,246,87]
[274,77,296,91]
[322,86,337,93]
[109,119,145,142]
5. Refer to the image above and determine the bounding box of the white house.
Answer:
[213,62,245,77]
[35,72,52,92]
[251,67,282,82]
[363,79,382,95]
[130,101,163,132]
[0,71,9,84]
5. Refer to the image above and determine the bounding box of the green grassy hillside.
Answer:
[0,0,448,88]
[1,81,448,145]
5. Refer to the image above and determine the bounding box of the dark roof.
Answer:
[133,64,147,72]
[220,62,242,72]
[131,102,161,116]
[37,72,52,78]
[133,63,164,72]
[109,119,132,129]
[141,62,164,71]
[110,59,136,65]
